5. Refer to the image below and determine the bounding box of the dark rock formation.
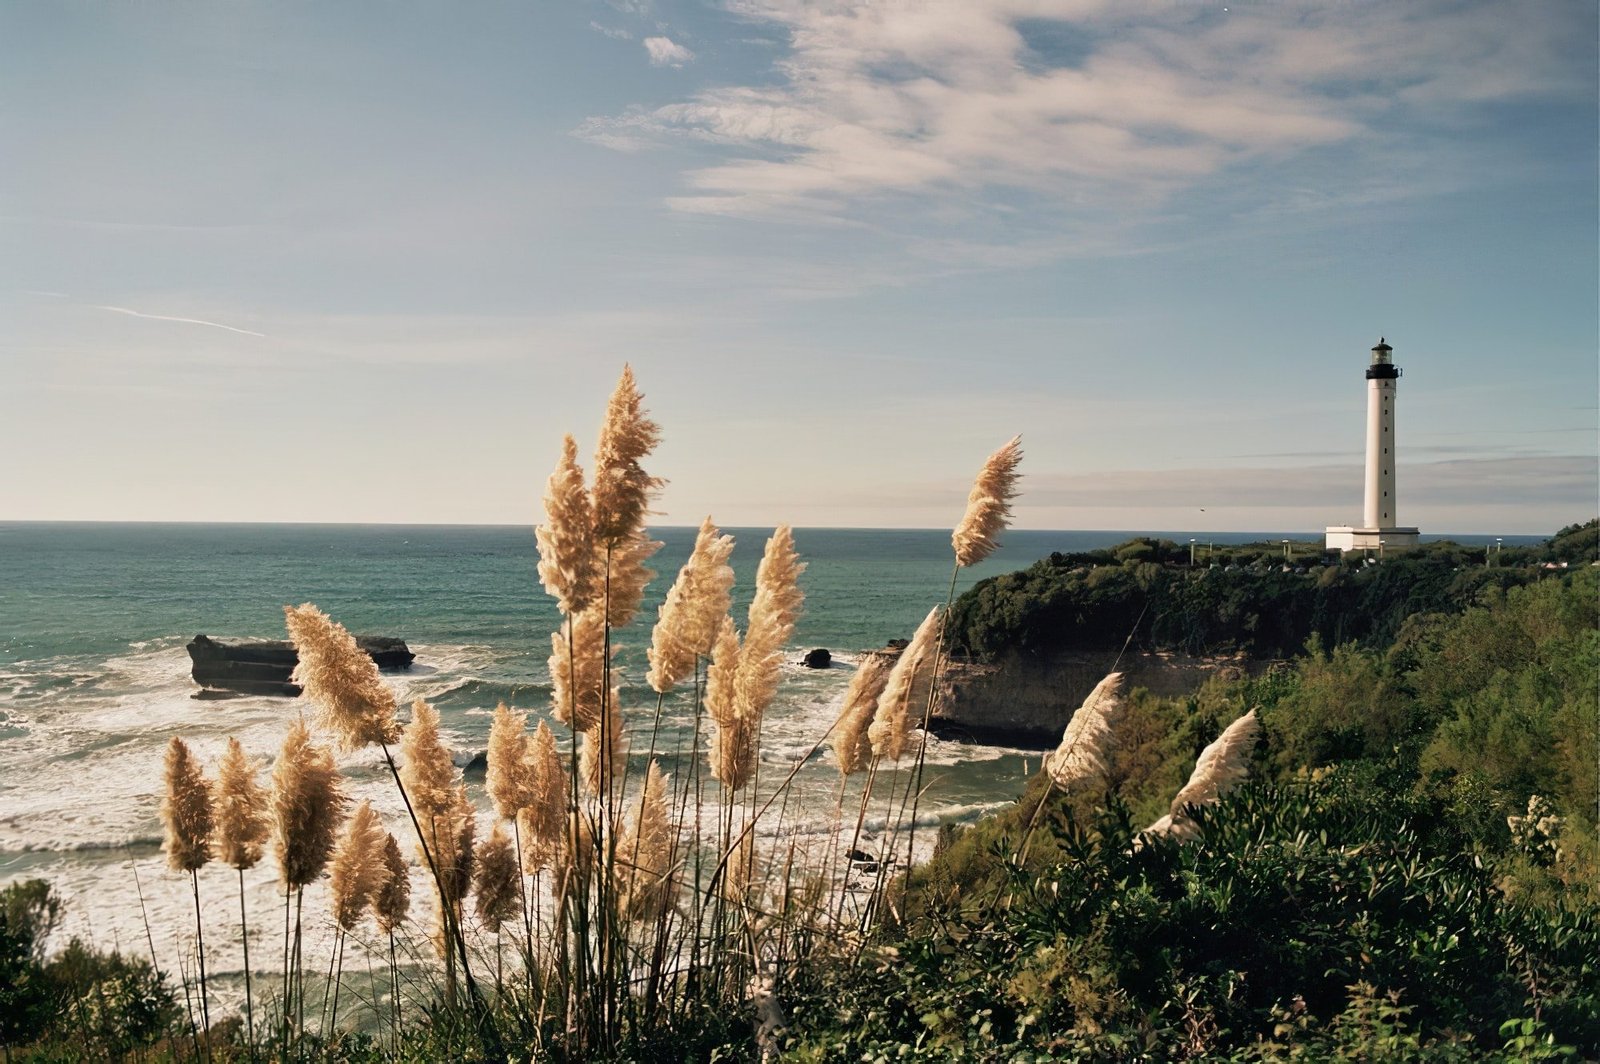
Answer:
[187,633,414,696]
[927,649,1264,749]
[802,648,832,669]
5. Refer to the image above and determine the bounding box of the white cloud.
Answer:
[583,1,1589,219]
[644,36,695,67]
[590,21,632,41]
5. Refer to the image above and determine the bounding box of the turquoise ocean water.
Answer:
[0,522,1540,1001]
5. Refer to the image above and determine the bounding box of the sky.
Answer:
[2,0,1595,535]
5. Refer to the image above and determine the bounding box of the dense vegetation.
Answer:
[946,520,1598,662]
[4,523,1595,1061]
[783,563,1599,1060]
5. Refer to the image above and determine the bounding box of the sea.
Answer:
[0,522,1541,1013]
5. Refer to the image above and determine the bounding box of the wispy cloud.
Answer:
[590,21,632,41]
[581,1,1589,220]
[644,36,694,67]
[94,304,266,337]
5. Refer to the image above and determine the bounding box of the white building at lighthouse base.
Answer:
[1324,525,1420,553]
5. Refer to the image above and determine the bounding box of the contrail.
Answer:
[95,304,266,338]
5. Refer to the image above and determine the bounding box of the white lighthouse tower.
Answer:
[1326,339,1421,553]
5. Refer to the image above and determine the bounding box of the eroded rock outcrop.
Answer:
[187,633,414,696]
[926,649,1260,749]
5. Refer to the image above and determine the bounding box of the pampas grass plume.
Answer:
[600,529,663,629]
[473,824,521,934]
[1046,672,1125,791]
[485,703,534,820]
[271,719,347,890]
[591,365,664,545]
[832,653,891,776]
[1145,708,1261,841]
[707,616,755,793]
[374,833,411,934]
[620,760,674,921]
[284,603,401,752]
[734,525,805,725]
[867,606,943,762]
[162,736,213,873]
[214,737,269,870]
[549,609,608,732]
[952,435,1023,567]
[647,516,735,694]
[579,696,625,797]
[520,720,568,873]
[536,435,598,616]
[330,800,389,932]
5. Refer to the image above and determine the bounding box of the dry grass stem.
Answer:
[214,737,269,870]
[536,435,599,616]
[647,516,736,694]
[549,609,608,732]
[1046,672,1126,791]
[867,606,943,762]
[284,603,401,751]
[591,364,664,545]
[271,719,347,889]
[330,800,389,932]
[161,736,213,873]
[1145,708,1261,841]
[951,435,1023,568]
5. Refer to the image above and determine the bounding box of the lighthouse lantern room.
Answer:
[1325,339,1421,553]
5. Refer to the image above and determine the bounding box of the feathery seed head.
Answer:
[591,365,664,545]
[161,736,214,874]
[1046,672,1125,791]
[398,700,456,825]
[832,654,891,777]
[600,529,663,629]
[330,800,389,932]
[579,696,625,797]
[952,435,1023,567]
[867,606,943,762]
[549,609,608,732]
[271,719,347,890]
[1145,708,1261,842]
[473,824,521,934]
[619,760,675,922]
[485,703,534,820]
[732,525,805,732]
[707,616,757,794]
[214,736,269,870]
[284,603,401,751]
[646,516,736,693]
[520,720,569,874]
[374,833,411,934]
[536,435,599,616]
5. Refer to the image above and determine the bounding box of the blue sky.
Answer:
[3,0,1594,534]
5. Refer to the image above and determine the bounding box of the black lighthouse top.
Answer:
[1366,337,1399,380]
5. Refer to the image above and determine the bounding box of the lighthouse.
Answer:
[1325,339,1421,553]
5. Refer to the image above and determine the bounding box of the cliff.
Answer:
[927,649,1262,748]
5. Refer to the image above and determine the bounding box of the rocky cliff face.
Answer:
[927,649,1258,749]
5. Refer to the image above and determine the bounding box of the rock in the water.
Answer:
[802,648,832,669]
[187,633,414,696]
